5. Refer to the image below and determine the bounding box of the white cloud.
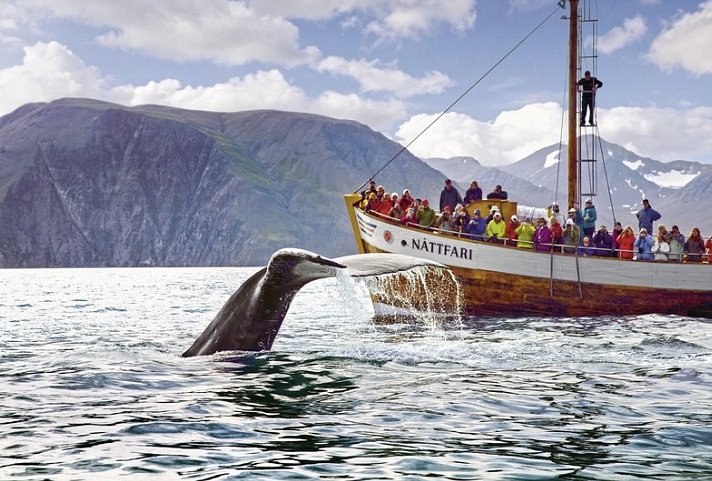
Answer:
[394,103,562,166]
[0,41,105,112]
[598,16,647,55]
[317,56,451,97]
[648,1,712,75]
[0,41,406,132]
[599,106,712,162]
[363,0,476,40]
[394,103,712,166]
[24,0,320,67]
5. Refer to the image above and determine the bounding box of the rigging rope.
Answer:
[354,3,565,193]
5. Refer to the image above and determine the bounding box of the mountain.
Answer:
[0,98,445,267]
[425,136,710,232]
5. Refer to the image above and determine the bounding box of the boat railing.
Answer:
[360,208,704,262]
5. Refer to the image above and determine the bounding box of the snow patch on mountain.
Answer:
[543,150,560,169]
[622,159,644,170]
[644,170,700,189]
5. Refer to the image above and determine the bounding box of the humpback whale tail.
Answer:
[183,248,447,357]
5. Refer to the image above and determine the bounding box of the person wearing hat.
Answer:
[435,205,456,232]
[567,205,584,242]
[581,198,597,238]
[485,205,500,224]
[633,227,654,261]
[485,211,506,243]
[439,179,464,213]
[505,214,521,246]
[417,199,437,228]
[464,209,487,240]
[515,217,536,249]
[592,224,614,256]
[547,202,564,229]
[562,218,581,254]
[576,70,603,126]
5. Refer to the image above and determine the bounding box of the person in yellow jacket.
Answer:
[514,217,536,249]
[485,212,506,243]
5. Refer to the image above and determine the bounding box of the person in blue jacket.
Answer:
[636,199,661,233]
[464,209,487,240]
[581,198,597,238]
[633,228,655,260]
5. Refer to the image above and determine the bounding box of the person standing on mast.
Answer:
[577,70,603,126]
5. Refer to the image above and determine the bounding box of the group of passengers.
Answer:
[359,179,711,262]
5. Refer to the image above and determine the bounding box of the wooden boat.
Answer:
[343,0,712,318]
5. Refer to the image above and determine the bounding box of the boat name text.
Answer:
[411,238,472,260]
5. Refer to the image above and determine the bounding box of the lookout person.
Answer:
[576,70,603,126]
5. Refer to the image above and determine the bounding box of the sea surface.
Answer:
[1,267,711,480]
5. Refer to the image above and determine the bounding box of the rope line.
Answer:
[354,4,565,193]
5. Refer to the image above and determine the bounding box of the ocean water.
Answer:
[1,267,711,480]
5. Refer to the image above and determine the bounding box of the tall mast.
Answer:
[567,0,579,209]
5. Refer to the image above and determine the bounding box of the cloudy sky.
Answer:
[0,0,711,166]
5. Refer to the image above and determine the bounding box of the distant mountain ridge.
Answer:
[0,98,708,268]
[426,136,711,231]
[0,98,446,267]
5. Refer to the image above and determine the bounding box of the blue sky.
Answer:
[0,0,710,166]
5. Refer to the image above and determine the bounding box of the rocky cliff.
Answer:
[0,98,445,267]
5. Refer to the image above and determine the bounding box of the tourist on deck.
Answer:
[515,217,535,249]
[398,189,414,211]
[440,179,464,213]
[547,202,564,229]
[400,207,418,227]
[452,204,470,232]
[684,227,705,262]
[611,222,623,247]
[485,212,506,243]
[550,216,564,252]
[375,192,394,216]
[533,217,552,251]
[578,236,595,256]
[417,199,437,228]
[633,228,654,261]
[486,185,508,200]
[668,225,685,262]
[485,205,500,224]
[376,185,386,200]
[464,209,487,240]
[576,70,603,126]
[364,192,380,213]
[581,199,597,238]
[388,194,403,219]
[568,206,584,241]
[591,225,614,256]
[652,232,670,262]
[368,180,377,195]
[435,206,456,232]
[464,181,483,204]
[562,219,580,254]
[616,226,636,259]
[636,199,661,233]
[505,215,521,246]
[706,235,712,262]
[358,190,370,210]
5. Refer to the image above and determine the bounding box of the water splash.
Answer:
[334,265,463,338]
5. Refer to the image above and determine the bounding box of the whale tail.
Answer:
[183,248,448,356]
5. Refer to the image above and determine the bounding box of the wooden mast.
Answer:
[567,0,579,210]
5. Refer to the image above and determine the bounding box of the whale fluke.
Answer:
[183,248,446,356]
